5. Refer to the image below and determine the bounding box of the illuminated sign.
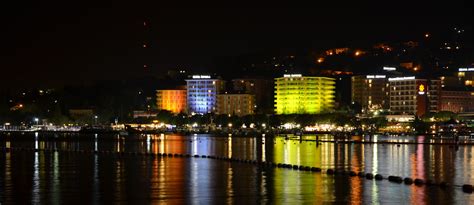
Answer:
[283,74,303,78]
[192,75,211,79]
[458,68,474,72]
[383,67,397,71]
[418,84,426,95]
[366,75,386,79]
[388,76,415,81]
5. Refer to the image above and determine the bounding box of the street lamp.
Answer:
[94,116,98,124]
[34,118,39,125]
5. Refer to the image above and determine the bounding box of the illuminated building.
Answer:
[439,68,474,90]
[439,90,474,113]
[389,77,425,116]
[186,75,225,114]
[351,75,389,113]
[319,70,353,109]
[217,93,255,116]
[388,77,440,116]
[232,79,273,113]
[428,80,441,113]
[156,89,187,114]
[453,67,474,87]
[274,74,335,114]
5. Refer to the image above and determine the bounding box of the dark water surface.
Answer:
[1,133,474,204]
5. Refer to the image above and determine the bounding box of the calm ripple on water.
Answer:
[1,133,474,204]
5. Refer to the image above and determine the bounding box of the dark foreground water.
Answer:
[1,133,474,204]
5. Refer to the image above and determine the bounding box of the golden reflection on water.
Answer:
[350,145,363,205]
[4,150,12,203]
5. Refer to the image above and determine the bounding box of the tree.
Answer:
[411,117,429,134]
[295,114,314,127]
[156,110,173,124]
[173,113,188,126]
[269,115,283,128]
[349,102,362,114]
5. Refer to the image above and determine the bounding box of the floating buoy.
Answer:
[365,173,374,180]
[388,176,403,183]
[304,166,311,171]
[327,169,335,175]
[462,184,473,193]
[375,174,383,180]
[292,165,299,170]
[404,178,413,185]
[311,167,321,172]
[349,171,357,177]
[194,155,199,158]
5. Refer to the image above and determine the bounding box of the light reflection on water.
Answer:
[0,133,474,204]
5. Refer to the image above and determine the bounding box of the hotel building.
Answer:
[232,78,273,113]
[186,75,225,114]
[440,68,474,88]
[439,90,474,113]
[156,89,187,114]
[388,77,440,116]
[351,75,389,113]
[217,93,255,116]
[274,74,335,114]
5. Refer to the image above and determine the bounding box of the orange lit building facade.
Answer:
[156,90,187,114]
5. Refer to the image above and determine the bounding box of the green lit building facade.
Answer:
[275,74,335,114]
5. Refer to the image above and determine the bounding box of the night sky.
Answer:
[1,2,472,88]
